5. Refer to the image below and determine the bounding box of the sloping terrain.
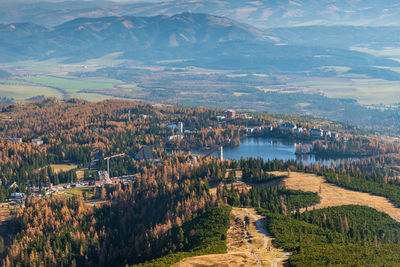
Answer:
[174,207,290,267]
[0,13,265,62]
[1,12,397,75]
[271,171,400,222]
[4,0,400,28]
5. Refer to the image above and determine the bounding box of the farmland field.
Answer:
[24,76,121,92]
[2,72,399,109]
[69,92,124,102]
[288,78,400,105]
[0,83,63,100]
[0,74,126,101]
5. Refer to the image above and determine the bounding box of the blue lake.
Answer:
[191,137,349,165]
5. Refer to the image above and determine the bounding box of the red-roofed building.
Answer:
[224,109,236,119]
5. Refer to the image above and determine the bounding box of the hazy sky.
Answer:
[0,0,164,2]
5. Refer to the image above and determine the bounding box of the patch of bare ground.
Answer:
[174,207,290,267]
[209,180,252,197]
[271,171,400,222]
[85,199,110,207]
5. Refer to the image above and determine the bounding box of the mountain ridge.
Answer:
[3,0,400,28]
[1,12,400,82]
[0,12,265,62]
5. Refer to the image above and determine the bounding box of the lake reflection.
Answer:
[190,137,344,165]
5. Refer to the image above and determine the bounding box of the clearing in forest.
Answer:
[49,164,78,173]
[271,171,400,222]
[174,207,290,267]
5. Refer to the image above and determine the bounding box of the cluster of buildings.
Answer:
[244,121,340,140]
[168,122,184,141]
[274,121,340,139]
[217,110,253,121]
[94,173,135,187]
[3,137,44,145]
[4,138,22,143]
[217,110,235,120]
[224,110,236,119]
[167,122,184,133]
[11,192,26,203]
[167,122,195,141]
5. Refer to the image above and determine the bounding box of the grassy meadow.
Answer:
[288,78,400,105]
[49,164,78,173]
[0,75,125,101]
[24,76,120,91]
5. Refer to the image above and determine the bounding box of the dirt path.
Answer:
[174,207,290,267]
[271,171,400,222]
[244,208,291,267]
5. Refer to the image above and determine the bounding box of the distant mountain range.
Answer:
[1,12,400,81]
[0,70,11,79]
[3,0,400,28]
[0,13,263,61]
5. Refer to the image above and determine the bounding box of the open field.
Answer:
[76,170,85,180]
[50,164,78,173]
[174,207,289,267]
[233,92,249,97]
[69,92,124,102]
[295,102,311,108]
[271,171,400,222]
[288,78,400,105]
[0,73,139,102]
[59,187,94,198]
[350,46,400,60]
[0,53,125,75]
[24,76,120,92]
[0,84,63,100]
[227,74,248,78]
[2,60,399,107]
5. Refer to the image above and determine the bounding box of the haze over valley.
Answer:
[1,1,400,136]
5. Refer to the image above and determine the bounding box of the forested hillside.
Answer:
[0,99,399,266]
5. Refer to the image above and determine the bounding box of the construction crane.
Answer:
[104,153,125,178]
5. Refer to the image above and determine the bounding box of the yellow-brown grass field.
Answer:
[49,164,78,173]
[270,171,400,222]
